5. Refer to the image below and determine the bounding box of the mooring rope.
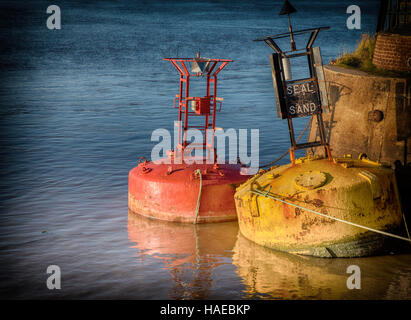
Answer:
[193,169,203,225]
[403,214,411,241]
[249,188,411,243]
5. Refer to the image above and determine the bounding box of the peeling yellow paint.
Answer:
[234,157,403,257]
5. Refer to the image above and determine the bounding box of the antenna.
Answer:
[279,0,297,51]
[254,1,332,163]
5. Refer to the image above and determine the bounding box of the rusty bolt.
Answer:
[368,110,384,122]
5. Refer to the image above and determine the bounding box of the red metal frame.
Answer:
[164,54,232,163]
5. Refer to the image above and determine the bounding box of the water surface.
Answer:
[1,0,410,299]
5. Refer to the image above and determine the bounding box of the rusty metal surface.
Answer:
[128,54,242,223]
[162,53,232,163]
[129,159,248,223]
[234,157,404,257]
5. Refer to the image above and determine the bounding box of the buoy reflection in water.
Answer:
[127,211,411,300]
[127,211,239,299]
[232,233,411,299]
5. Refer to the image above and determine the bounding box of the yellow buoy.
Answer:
[234,156,404,258]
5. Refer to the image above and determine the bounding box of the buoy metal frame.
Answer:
[128,53,249,224]
[163,53,233,163]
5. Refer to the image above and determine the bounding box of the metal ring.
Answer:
[358,153,368,160]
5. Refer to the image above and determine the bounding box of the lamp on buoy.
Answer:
[128,53,249,224]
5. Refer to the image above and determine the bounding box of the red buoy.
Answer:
[128,54,249,223]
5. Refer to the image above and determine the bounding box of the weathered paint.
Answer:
[129,159,249,223]
[232,233,401,299]
[308,65,411,165]
[234,156,404,257]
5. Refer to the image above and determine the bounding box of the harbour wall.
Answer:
[308,65,410,165]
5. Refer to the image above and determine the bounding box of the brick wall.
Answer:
[372,33,411,72]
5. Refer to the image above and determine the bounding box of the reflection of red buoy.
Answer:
[128,54,249,223]
[128,211,239,299]
[127,210,239,265]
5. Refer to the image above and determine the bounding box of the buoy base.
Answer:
[235,157,405,257]
[128,159,249,224]
[128,194,238,223]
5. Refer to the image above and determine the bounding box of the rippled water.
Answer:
[1,0,410,299]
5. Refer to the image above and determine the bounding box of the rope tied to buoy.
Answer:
[249,187,411,243]
[193,169,203,225]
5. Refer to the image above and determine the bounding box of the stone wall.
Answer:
[308,65,411,165]
[372,33,411,72]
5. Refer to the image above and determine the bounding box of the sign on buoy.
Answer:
[254,2,331,163]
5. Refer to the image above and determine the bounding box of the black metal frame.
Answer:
[256,27,332,162]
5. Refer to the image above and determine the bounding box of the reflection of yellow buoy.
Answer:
[232,232,409,299]
[234,156,405,258]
